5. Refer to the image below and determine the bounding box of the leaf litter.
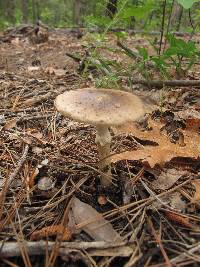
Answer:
[0,26,200,267]
[112,115,200,168]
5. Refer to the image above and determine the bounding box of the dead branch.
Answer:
[122,79,200,88]
[66,52,81,63]
[117,41,139,59]
[0,241,132,258]
[54,27,198,37]
[22,92,52,107]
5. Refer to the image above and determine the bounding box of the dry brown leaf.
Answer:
[112,119,200,168]
[37,177,55,191]
[45,67,66,76]
[170,192,186,211]
[27,66,40,72]
[177,109,200,133]
[152,169,186,190]
[70,197,123,242]
[11,37,20,46]
[30,132,43,139]
[191,180,200,203]
[28,168,39,188]
[185,118,200,132]
[2,118,17,130]
[32,146,43,154]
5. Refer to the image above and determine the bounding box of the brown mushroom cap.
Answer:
[55,88,145,126]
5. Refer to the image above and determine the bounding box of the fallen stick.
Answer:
[22,92,52,107]
[0,144,29,212]
[6,144,29,188]
[170,243,200,264]
[54,27,198,37]
[122,79,200,89]
[117,40,139,59]
[0,241,132,257]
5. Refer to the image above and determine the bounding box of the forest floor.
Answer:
[0,26,200,267]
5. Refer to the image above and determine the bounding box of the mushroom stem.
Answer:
[95,125,112,186]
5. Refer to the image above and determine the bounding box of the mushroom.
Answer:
[55,88,145,186]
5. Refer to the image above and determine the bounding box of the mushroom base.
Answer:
[95,126,112,186]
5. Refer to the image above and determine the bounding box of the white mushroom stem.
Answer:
[95,125,112,186]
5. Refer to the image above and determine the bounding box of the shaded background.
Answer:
[0,0,200,32]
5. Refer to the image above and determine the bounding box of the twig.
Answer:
[147,218,172,267]
[0,241,132,257]
[66,52,81,63]
[117,41,139,59]
[3,144,29,189]
[53,27,199,37]
[171,243,200,264]
[22,92,52,107]
[121,78,200,88]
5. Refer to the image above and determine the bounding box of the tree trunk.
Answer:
[130,0,139,29]
[32,0,40,23]
[105,0,118,19]
[170,1,183,31]
[176,6,183,31]
[5,0,16,25]
[21,0,29,23]
[73,0,81,26]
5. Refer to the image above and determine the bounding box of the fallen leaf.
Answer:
[70,197,123,242]
[27,66,40,72]
[191,180,200,203]
[152,168,186,190]
[30,131,43,139]
[11,37,20,46]
[185,118,200,132]
[0,115,5,124]
[32,146,43,154]
[37,177,55,191]
[45,67,66,76]
[177,109,200,133]
[170,192,186,211]
[112,119,200,167]
[28,168,39,188]
[2,118,17,130]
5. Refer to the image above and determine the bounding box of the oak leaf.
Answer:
[111,119,200,168]
[191,180,200,203]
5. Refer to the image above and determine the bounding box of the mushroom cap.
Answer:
[55,88,145,126]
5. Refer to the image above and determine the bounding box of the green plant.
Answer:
[163,34,200,77]
[81,0,200,84]
[135,34,200,79]
[177,0,200,9]
[95,72,120,88]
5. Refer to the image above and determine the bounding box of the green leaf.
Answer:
[137,47,149,60]
[121,0,154,20]
[164,47,179,56]
[177,0,200,9]
[165,34,199,58]
[113,31,128,40]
